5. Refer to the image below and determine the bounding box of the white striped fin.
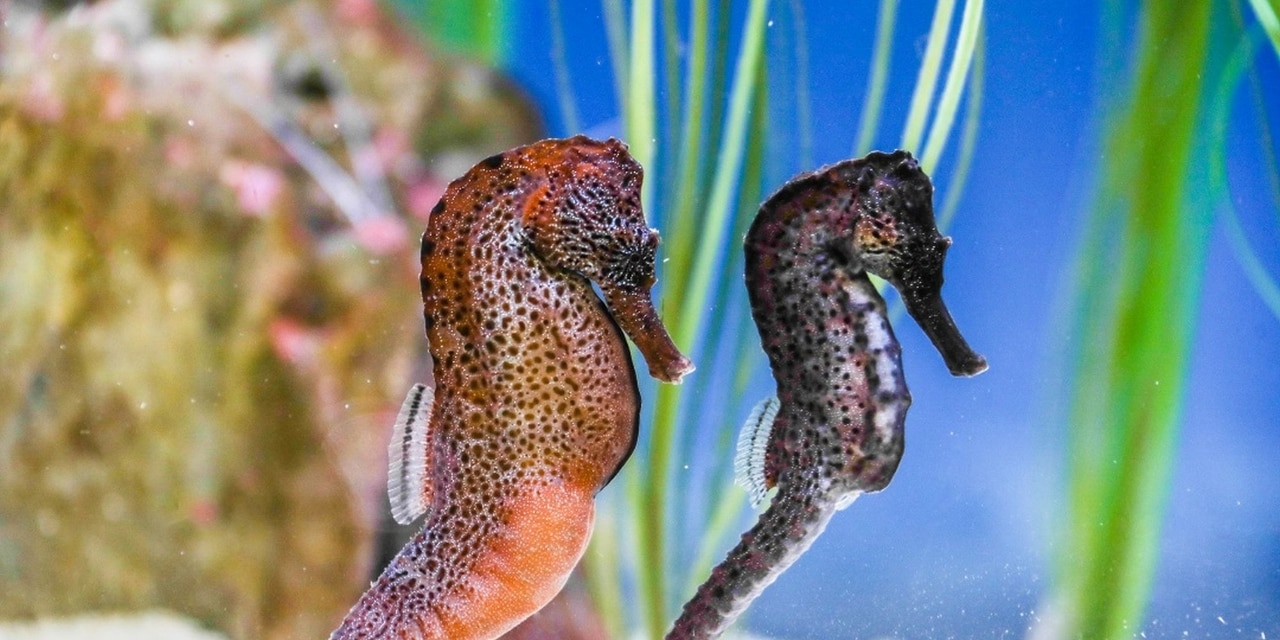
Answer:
[734,396,780,509]
[387,383,434,525]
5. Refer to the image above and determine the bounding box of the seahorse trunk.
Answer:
[666,476,837,640]
[330,481,595,640]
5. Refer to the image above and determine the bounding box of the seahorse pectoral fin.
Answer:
[599,283,694,384]
[387,383,435,525]
[734,396,780,509]
[899,285,987,377]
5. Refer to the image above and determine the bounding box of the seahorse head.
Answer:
[523,137,695,384]
[842,150,987,377]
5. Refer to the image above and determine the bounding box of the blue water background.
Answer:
[499,2,1280,637]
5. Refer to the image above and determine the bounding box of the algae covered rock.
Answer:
[0,0,540,637]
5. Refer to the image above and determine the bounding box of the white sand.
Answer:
[0,611,228,640]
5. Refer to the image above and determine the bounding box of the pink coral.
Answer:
[352,216,410,254]
[219,160,285,217]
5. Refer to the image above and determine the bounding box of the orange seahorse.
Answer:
[331,136,694,640]
[667,151,986,639]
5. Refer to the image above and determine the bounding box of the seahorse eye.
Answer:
[617,239,658,289]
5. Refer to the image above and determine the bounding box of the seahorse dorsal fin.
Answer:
[734,395,780,509]
[387,383,434,525]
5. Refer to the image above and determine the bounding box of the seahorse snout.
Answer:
[900,284,987,377]
[601,284,694,383]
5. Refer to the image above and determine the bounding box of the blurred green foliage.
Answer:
[1055,1,1279,638]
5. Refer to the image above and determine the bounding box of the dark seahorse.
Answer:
[331,136,694,640]
[667,151,987,639]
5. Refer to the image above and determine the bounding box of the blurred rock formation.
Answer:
[0,0,540,637]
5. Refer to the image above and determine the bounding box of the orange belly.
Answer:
[331,479,596,640]
[432,481,595,639]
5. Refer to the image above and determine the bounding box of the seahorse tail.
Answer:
[331,482,596,640]
[666,483,836,640]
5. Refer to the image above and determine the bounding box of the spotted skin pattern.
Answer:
[667,151,987,639]
[331,136,693,640]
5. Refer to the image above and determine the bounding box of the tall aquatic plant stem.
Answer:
[1242,1,1280,216]
[662,0,684,157]
[855,0,900,155]
[628,0,658,211]
[674,0,770,347]
[938,28,985,232]
[863,0,982,319]
[1059,3,1215,637]
[663,0,722,575]
[604,0,631,112]
[584,499,626,640]
[623,2,663,632]
[1246,0,1280,58]
[705,0,732,188]
[901,0,956,152]
[664,0,714,308]
[789,0,814,169]
[920,0,983,172]
[1212,30,1280,321]
[548,0,581,134]
[637,3,771,634]
[682,79,769,600]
